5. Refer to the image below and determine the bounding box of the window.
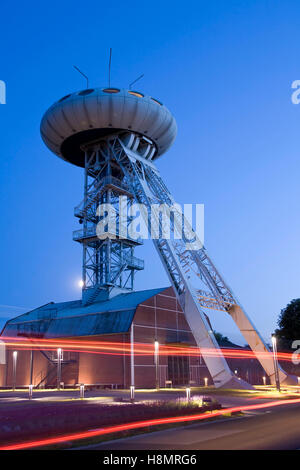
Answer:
[168,355,190,386]
[151,97,163,106]
[103,88,120,93]
[59,94,71,102]
[128,91,144,98]
[78,89,94,96]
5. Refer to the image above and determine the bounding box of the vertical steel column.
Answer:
[82,151,88,289]
[57,348,62,390]
[154,340,159,389]
[106,188,111,284]
[130,323,135,389]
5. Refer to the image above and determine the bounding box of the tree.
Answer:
[213,331,231,347]
[275,298,300,350]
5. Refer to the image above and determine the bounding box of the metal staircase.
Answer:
[35,349,77,388]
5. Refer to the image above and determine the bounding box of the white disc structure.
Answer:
[40,87,177,167]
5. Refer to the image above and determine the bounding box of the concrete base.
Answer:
[281,374,299,386]
[220,375,254,390]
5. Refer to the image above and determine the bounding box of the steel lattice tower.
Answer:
[73,141,144,304]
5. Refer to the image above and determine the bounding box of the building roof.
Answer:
[1,287,166,339]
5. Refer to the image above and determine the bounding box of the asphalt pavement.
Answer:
[77,402,300,450]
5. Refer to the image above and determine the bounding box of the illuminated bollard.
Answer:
[204,377,208,387]
[263,376,266,386]
[130,385,135,402]
[80,384,85,399]
[186,387,191,402]
[28,384,33,400]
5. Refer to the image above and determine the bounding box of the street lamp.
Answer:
[154,340,159,390]
[204,377,208,387]
[57,348,62,390]
[262,376,266,386]
[271,334,281,392]
[29,349,34,386]
[12,351,18,391]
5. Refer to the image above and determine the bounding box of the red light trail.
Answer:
[0,336,296,363]
[1,398,300,450]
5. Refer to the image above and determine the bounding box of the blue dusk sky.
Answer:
[0,0,300,344]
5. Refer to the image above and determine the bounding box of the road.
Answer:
[2,388,300,450]
[80,402,300,450]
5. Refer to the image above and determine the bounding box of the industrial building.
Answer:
[0,286,265,389]
[0,287,203,388]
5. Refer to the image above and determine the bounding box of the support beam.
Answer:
[115,133,296,387]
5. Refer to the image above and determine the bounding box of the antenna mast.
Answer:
[108,48,112,87]
[73,65,89,88]
[129,74,144,90]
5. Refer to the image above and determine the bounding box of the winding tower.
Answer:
[40,86,296,388]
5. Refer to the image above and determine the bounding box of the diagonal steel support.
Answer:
[108,137,246,388]
[112,133,296,387]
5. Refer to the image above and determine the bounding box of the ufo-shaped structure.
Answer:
[40,87,177,167]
